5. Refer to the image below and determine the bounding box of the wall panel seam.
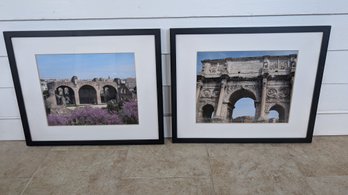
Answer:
[1,12,348,22]
[0,117,20,120]
[1,49,348,59]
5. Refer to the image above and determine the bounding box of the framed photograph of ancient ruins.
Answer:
[4,29,164,146]
[170,26,331,143]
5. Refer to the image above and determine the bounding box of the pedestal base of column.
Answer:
[257,116,267,122]
[212,116,226,123]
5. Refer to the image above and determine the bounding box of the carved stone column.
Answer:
[196,81,203,102]
[259,77,268,121]
[96,88,102,105]
[74,88,80,105]
[215,79,227,118]
[254,101,261,119]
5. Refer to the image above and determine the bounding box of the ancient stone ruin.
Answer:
[196,54,297,123]
[42,76,136,112]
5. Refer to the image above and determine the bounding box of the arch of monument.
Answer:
[196,54,297,123]
[45,76,135,108]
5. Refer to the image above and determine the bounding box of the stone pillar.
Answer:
[74,88,80,105]
[196,81,203,102]
[96,88,102,105]
[258,77,268,121]
[254,101,261,119]
[284,104,290,123]
[215,79,227,119]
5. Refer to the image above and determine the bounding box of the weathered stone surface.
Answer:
[41,76,136,109]
[197,54,296,123]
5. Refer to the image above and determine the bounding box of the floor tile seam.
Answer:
[19,149,51,195]
[0,175,33,179]
[305,175,348,179]
[119,147,130,178]
[205,144,217,195]
[118,176,212,180]
[49,148,129,152]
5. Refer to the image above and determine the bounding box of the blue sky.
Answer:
[36,53,136,80]
[232,98,279,119]
[196,50,297,74]
[196,51,296,120]
[232,98,256,119]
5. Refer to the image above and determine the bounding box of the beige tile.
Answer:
[208,145,314,194]
[287,137,348,177]
[123,143,210,178]
[306,176,348,195]
[0,141,50,178]
[24,177,213,195]
[23,175,122,195]
[23,149,127,195]
[50,145,129,152]
[116,177,214,195]
[0,178,29,195]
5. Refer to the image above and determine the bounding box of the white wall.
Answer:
[0,1,348,140]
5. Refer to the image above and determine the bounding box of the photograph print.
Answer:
[37,53,139,126]
[196,50,298,123]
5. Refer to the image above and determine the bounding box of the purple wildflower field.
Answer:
[47,99,138,126]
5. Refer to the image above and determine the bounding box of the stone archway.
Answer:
[196,53,296,123]
[79,85,97,104]
[268,104,286,122]
[55,86,75,106]
[227,89,257,122]
[101,85,117,103]
[202,104,214,121]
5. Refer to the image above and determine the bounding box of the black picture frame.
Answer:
[170,26,331,143]
[4,29,164,146]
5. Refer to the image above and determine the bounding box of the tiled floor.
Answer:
[0,136,347,195]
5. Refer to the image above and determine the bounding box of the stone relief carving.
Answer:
[201,89,211,98]
[213,90,220,97]
[226,85,240,94]
[279,60,289,69]
[243,84,258,91]
[200,88,220,98]
[267,88,277,98]
[278,87,290,98]
[269,60,278,70]
[218,64,227,74]
[209,64,218,74]
[266,87,290,101]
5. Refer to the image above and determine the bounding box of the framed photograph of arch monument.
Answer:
[4,29,164,145]
[171,26,331,143]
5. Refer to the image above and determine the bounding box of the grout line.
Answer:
[317,111,348,115]
[118,175,212,180]
[0,116,21,120]
[205,144,217,194]
[322,83,348,85]
[20,149,51,195]
[0,12,348,22]
[119,145,130,179]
